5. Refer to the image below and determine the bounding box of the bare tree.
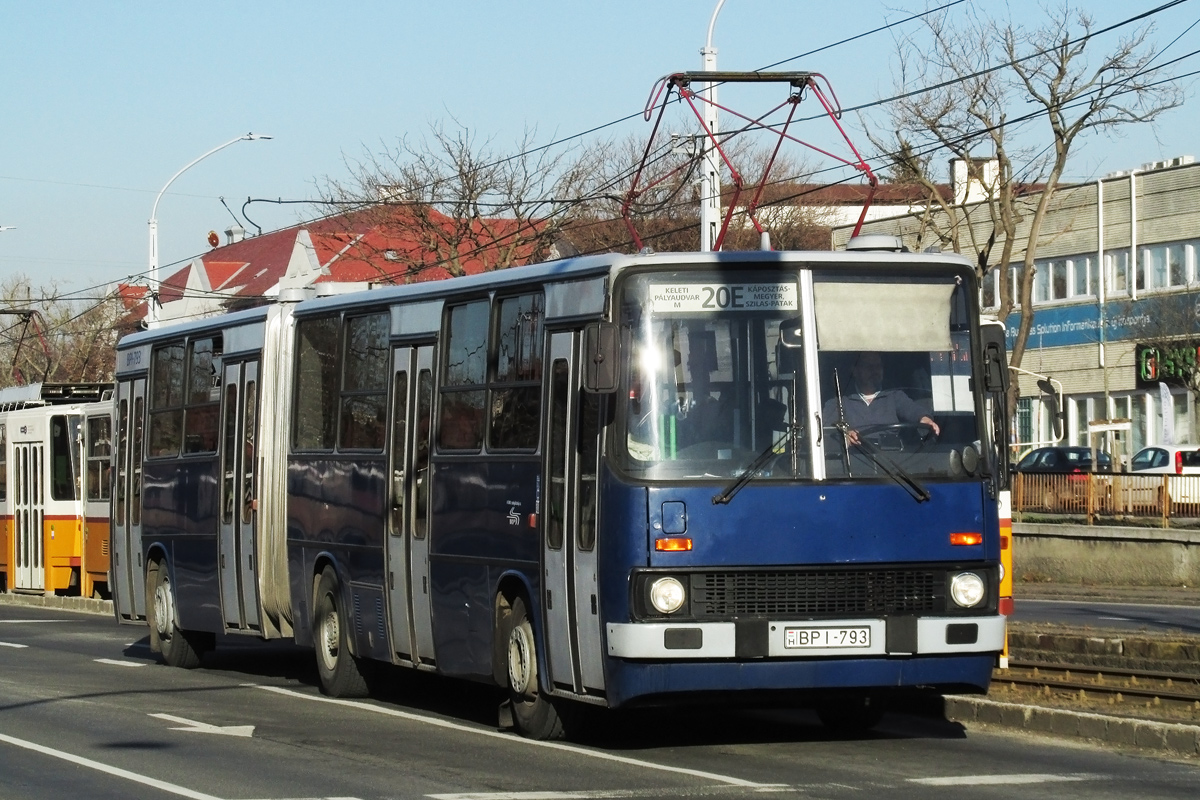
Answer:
[871,1,1182,389]
[319,122,593,281]
[0,275,122,389]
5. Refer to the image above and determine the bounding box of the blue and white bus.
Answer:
[111,240,1009,739]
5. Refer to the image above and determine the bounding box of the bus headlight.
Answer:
[950,572,986,608]
[649,577,686,614]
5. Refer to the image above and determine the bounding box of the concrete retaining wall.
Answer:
[1014,522,1200,586]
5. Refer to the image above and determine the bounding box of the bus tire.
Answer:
[506,595,564,740]
[815,694,884,737]
[314,566,370,698]
[151,563,204,669]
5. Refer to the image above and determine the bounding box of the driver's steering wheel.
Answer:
[854,422,939,449]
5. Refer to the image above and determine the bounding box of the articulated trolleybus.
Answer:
[111,242,1009,739]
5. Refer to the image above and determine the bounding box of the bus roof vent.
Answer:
[845,234,905,252]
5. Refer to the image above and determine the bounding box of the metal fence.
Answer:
[1013,472,1200,525]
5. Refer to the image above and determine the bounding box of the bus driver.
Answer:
[822,351,939,445]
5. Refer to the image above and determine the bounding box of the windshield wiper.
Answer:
[712,426,796,505]
[834,420,931,503]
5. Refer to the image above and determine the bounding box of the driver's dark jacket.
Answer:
[822,389,931,431]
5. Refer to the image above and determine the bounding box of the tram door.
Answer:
[542,331,606,695]
[385,345,436,664]
[218,360,261,630]
[13,435,44,591]
[112,379,147,619]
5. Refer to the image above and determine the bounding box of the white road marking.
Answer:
[0,619,74,624]
[256,685,783,790]
[0,732,225,799]
[149,713,255,738]
[1098,616,1133,621]
[94,658,146,667]
[0,642,29,648]
[911,773,1103,786]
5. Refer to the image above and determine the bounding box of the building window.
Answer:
[1106,251,1130,297]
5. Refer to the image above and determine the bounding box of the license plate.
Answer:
[785,626,871,649]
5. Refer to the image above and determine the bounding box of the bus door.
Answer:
[13,433,44,591]
[542,331,606,695]
[112,379,147,620]
[218,360,261,630]
[386,344,436,664]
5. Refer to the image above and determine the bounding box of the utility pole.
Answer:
[699,0,727,252]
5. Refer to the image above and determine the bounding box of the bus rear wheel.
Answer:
[314,566,370,698]
[506,595,563,740]
[150,563,207,669]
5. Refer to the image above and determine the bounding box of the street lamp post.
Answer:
[699,0,727,252]
[147,132,271,328]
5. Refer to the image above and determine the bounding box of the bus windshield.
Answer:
[617,271,805,481]
[615,267,981,483]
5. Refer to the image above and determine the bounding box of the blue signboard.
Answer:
[1004,293,1197,349]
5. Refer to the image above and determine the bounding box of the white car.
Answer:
[1128,445,1200,506]
[1130,445,1200,475]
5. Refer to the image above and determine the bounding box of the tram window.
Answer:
[221,383,238,524]
[339,313,388,451]
[151,344,185,408]
[547,359,568,550]
[413,369,432,540]
[243,380,257,524]
[50,415,79,501]
[578,391,602,552]
[489,293,543,450]
[439,301,489,451]
[183,338,220,454]
[294,316,340,450]
[132,396,144,526]
[115,400,127,520]
[86,416,112,502]
[0,424,6,502]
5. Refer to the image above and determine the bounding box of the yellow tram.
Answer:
[0,383,113,598]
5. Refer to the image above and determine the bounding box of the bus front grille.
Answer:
[690,569,945,617]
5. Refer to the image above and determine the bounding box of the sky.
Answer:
[1,0,1198,302]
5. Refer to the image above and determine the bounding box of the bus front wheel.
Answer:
[150,563,207,669]
[314,566,370,698]
[506,595,564,740]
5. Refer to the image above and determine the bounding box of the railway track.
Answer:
[993,660,1200,717]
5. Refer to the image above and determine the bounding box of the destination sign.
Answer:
[649,282,798,313]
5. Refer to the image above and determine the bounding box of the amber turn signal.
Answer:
[950,532,983,546]
[655,537,693,551]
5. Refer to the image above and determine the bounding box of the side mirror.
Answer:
[583,322,618,393]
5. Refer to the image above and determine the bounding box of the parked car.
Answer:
[1130,445,1200,475]
[1015,446,1114,512]
[1128,444,1200,507]
[1015,446,1114,474]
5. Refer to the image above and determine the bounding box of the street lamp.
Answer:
[699,0,727,252]
[147,132,272,328]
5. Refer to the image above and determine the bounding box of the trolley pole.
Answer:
[699,0,726,252]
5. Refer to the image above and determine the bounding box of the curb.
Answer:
[0,592,113,616]
[945,696,1200,758]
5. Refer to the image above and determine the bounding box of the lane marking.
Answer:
[1097,616,1133,621]
[0,731,226,799]
[95,658,147,667]
[0,619,74,624]
[256,685,782,789]
[910,773,1102,786]
[426,791,793,799]
[0,642,29,648]
[149,713,255,738]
